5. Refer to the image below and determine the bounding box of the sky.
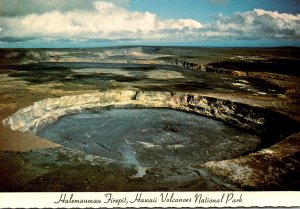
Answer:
[0,0,300,48]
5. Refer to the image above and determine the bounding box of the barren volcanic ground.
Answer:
[0,46,300,191]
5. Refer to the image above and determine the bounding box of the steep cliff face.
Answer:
[2,90,298,144]
[202,132,300,190]
[0,47,168,65]
[171,57,250,77]
[171,58,206,71]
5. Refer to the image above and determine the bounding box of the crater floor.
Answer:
[37,109,261,169]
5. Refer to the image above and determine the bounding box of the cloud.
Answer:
[208,9,300,40]
[0,0,130,17]
[0,0,203,43]
[0,0,299,45]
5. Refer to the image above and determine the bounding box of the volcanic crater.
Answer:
[0,46,300,191]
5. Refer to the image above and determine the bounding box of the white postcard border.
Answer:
[1,191,300,208]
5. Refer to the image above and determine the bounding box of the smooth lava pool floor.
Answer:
[37,108,261,171]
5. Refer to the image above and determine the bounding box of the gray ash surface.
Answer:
[38,108,261,169]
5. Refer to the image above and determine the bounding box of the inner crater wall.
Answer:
[2,90,299,148]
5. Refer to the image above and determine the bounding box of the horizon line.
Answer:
[0,45,299,50]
